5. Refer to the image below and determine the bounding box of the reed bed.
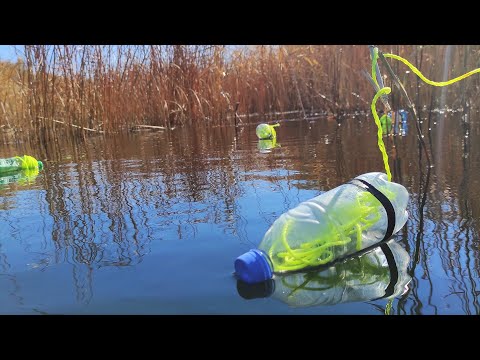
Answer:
[0,45,479,143]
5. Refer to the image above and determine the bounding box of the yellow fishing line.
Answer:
[14,155,39,170]
[371,87,392,181]
[384,53,480,87]
[370,51,480,180]
[261,50,480,274]
[271,190,386,272]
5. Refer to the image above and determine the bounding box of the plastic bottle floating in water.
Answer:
[234,172,409,284]
[256,123,280,140]
[237,239,411,306]
[0,155,44,174]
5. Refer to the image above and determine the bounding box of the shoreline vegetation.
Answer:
[1,45,479,144]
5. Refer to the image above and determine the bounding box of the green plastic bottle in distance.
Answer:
[0,155,44,174]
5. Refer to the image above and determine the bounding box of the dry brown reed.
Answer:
[0,45,479,143]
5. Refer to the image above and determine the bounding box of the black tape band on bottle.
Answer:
[347,178,396,242]
[379,242,399,298]
[368,242,400,301]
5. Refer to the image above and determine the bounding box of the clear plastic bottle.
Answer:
[235,172,409,284]
[237,239,411,306]
[0,155,43,173]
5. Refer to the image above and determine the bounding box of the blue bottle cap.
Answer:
[234,249,273,284]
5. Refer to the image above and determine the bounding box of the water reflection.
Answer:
[0,168,40,189]
[0,169,42,219]
[1,109,480,313]
[40,128,249,271]
[257,139,280,153]
[237,240,411,307]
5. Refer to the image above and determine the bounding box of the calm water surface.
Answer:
[1,111,479,314]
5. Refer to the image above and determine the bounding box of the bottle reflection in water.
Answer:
[237,240,411,307]
[0,168,40,188]
[258,138,280,153]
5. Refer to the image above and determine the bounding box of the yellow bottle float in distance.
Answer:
[256,123,280,140]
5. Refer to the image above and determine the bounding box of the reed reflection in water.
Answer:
[0,110,480,313]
